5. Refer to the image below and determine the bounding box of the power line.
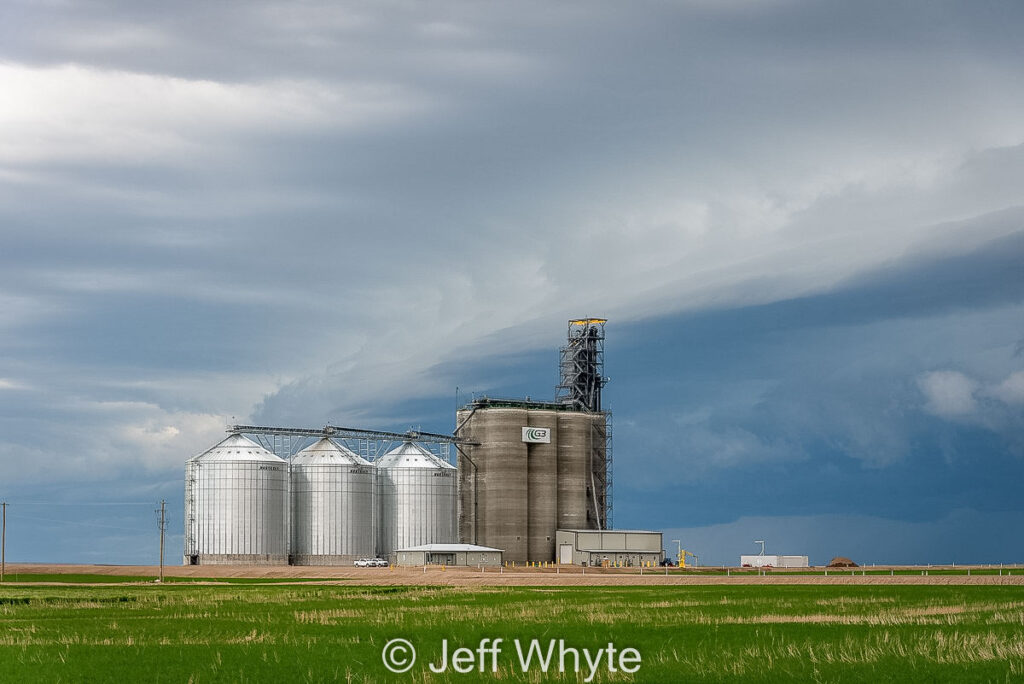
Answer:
[6,513,152,534]
[2,502,7,582]
[1,503,173,570]
[156,500,166,583]
[6,502,156,506]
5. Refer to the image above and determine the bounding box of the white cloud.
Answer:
[0,398,230,483]
[987,370,1024,405]
[0,63,433,164]
[917,370,979,418]
[109,408,228,470]
[916,368,1024,430]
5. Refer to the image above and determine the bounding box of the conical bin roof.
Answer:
[376,441,454,470]
[292,437,371,466]
[190,433,284,463]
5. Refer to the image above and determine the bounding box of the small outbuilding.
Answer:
[555,529,664,566]
[392,543,503,567]
[740,555,809,568]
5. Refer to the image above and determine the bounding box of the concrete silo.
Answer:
[184,434,288,565]
[290,437,375,565]
[527,410,559,562]
[555,411,591,531]
[377,441,457,556]
[455,407,529,562]
[455,318,611,564]
[456,400,608,564]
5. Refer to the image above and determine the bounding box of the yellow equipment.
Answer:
[678,550,698,568]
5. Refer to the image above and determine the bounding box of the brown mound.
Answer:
[828,557,858,568]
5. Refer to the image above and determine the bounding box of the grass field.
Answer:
[1,582,1022,682]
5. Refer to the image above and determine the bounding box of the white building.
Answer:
[556,529,664,566]
[393,543,503,566]
[740,555,809,568]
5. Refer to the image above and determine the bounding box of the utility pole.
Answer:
[1,501,6,582]
[156,500,166,583]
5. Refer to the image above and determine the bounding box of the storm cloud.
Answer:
[0,0,1022,563]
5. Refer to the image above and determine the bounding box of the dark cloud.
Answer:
[664,508,1024,567]
[604,235,1023,548]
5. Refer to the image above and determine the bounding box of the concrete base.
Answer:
[187,554,289,566]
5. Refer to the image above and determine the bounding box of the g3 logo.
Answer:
[522,427,551,443]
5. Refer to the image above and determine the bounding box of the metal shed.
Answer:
[393,543,503,567]
[555,529,664,566]
[740,555,809,568]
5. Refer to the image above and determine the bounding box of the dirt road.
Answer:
[4,563,1022,586]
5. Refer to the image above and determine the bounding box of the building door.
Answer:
[559,544,573,564]
[427,553,455,565]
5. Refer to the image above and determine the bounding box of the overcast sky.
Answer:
[1,0,1022,565]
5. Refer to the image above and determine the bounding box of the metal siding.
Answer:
[183,461,196,556]
[189,460,288,560]
[554,530,574,549]
[377,443,457,556]
[625,532,662,551]
[602,532,626,550]
[184,435,289,565]
[290,462,375,563]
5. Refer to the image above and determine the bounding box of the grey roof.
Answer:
[190,434,284,463]
[559,529,661,534]
[395,543,503,553]
[291,437,371,466]
[376,441,455,470]
[582,549,663,554]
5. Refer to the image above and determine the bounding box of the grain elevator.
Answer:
[455,318,611,563]
[183,317,614,567]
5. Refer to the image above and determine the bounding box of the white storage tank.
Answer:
[290,437,375,565]
[377,441,457,556]
[184,434,288,565]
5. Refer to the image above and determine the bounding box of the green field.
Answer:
[1,583,1022,683]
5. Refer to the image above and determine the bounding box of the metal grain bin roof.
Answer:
[395,543,502,552]
[190,433,284,463]
[376,441,454,470]
[291,437,371,466]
